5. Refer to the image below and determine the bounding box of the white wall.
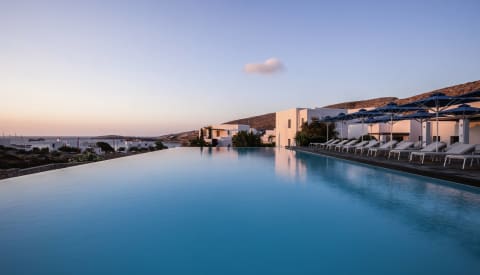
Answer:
[409,120,422,142]
[275,107,345,147]
[470,121,480,144]
[276,108,300,147]
[430,121,458,145]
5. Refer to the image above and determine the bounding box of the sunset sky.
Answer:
[2,0,479,136]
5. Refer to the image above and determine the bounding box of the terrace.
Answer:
[292,146,480,187]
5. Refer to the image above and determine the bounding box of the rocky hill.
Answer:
[158,130,198,146]
[224,113,276,130]
[395,80,480,105]
[325,80,480,109]
[324,97,398,109]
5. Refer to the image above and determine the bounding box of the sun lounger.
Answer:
[343,140,369,153]
[444,153,480,169]
[383,141,414,159]
[410,143,475,164]
[335,139,358,152]
[386,141,419,160]
[367,140,399,157]
[318,139,340,149]
[369,140,406,157]
[310,139,335,148]
[326,139,348,150]
[355,140,379,155]
[389,141,445,160]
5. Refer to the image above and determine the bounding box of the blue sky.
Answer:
[1,0,479,135]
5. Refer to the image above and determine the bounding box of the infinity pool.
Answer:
[1,148,479,274]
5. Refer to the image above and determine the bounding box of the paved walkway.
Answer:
[292,147,480,187]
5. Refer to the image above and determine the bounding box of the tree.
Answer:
[96,142,114,153]
[295,118,337,146]
[189,129,207,147]
[359,134,376,141]
[58,146,81,153]
[232,131,262,147]
[155,140,168,150]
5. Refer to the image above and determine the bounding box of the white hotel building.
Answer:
[275,102,480,148]
[275,107,346,147]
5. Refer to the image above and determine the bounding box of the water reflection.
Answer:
[274,149,307,182]
[275,149,480,256]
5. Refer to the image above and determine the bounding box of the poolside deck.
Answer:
[292,147,480,187]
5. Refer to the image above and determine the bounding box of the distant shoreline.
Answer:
[0,149,167,181]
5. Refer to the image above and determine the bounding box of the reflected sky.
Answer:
[290,150,480,256]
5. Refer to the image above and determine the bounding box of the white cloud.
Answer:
[244,58,284,74]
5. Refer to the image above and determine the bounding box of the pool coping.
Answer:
[291,147,480,188]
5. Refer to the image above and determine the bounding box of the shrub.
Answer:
[232,131,262,147]
[96,142,114,153]
[295,118,337,146]
[58,146,81,153]
[189,137,207,147]
[155,140,168,150]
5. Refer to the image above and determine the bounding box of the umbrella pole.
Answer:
[390,114,393,148]
[436,108,439,152]
[362,120,364,142]
[326,122,329,141]
[340,121,343,139]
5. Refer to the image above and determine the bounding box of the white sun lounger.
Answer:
[410,143,475,164]
[343,140,369,153]
[355,140,379,155]
[444,153,480,169]
[310,139,335,148]
[318,139,340,149]
[383,141,414,159]
[335,139,358,152]
[326,139,348,150]
[386,141,417,160]
[389,141,445,161]
[367,140,399,157]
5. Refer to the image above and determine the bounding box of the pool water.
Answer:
[1,148,479,274]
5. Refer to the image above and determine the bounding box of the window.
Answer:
[288,119,291,128]
[450,136,459,144]
[301,118,305,125]
[288,139,291,147]
[216,130,220,137]
[433,136,441,142]
[227,130,231,136]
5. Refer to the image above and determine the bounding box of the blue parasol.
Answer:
[398,110,438,146]
[440,104,480,144]
[439,104,480,118]
[399,109,436,122]
[348,109,384,141]
[456,89,480,99]
[328,113,354,139]
[371,102,420,146]
[401,92,479,151]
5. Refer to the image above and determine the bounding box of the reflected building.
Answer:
[274,148,307,181]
